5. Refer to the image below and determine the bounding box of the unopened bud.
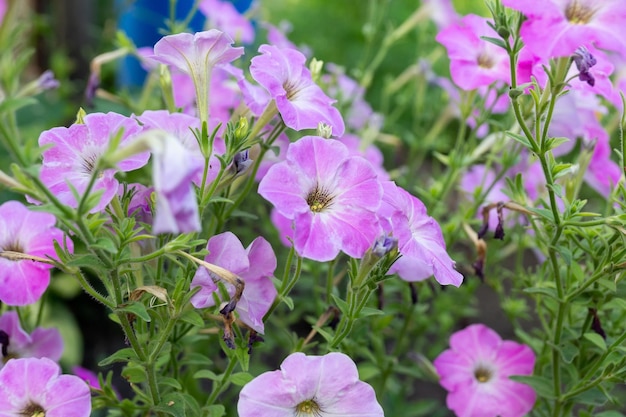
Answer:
[317,122,333,139]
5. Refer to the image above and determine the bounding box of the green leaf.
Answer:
[121,365,146,383]
[206,405,225,417]
[358,307,385,318]
[116,301,151,323]
[523,286,560,301]
[572,387,609,406]
[92,237,118,254]
[230,372,254,386]
[583,332,607,351]
[331,293,349,316]
[505,131,533,149]
[193,369,219,380]
[358,363,380,381]
[544,137,570,152]
[480,35,506,49]
[510,375,555,399]
[0,97,37,114]
[98,348,139,366]
[159,377,182,390]
[179,309,204,327]
[154,392,187,417]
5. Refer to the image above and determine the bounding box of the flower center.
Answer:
[473,364,494,383]
[283,79,303,101]
[476,51,495,69]
[295,399,322,416]
[1,239,24,253]
[80,153,99,175]
[565,1,596,24]
[21,402,46,417]
[306,184,334,213]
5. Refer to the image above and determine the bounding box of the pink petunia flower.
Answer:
[248,45,345,136]
[433,324,536,417]
[0,201,73,306]
[435,14,510,91]
[378,182,463,286]
[258,136,382,262]
[238,352,384,417]
[0,311,63,368]
[0,357,91,416]
[37,112,149,213]
[151,30,244,121]
[150,132,203,234]
[190,232,277,334]
[199,0,255,44]
[503,0,626,59]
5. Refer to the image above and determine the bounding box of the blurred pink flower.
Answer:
[423,0,459,29]
[190,232,277,334]
[504,0,626,59]
[0,0,6,23]
[238,352,384,417]
[199,0,255,44]
[0,311,63,368]
[258,136,382,261]
[378,182,463,286]
[434,324,536,417]
[436,14,510,90]
[338,134,389,181]
[248,45,345,136]
[0,357,91,416]
[37,112,148,212]
[0,201,73,306]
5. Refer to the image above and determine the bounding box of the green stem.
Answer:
[205,355,238,406]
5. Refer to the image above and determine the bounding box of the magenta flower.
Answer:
[436,14,510,90]
[378,182,463,286]
[258,136,382,262]
[434,324,536,417]
[503,0,626,59]
[238,352,384,417]
[0,201,73,306]
[0,311,63,368]
[0,357,91,417]
[190,232,277,334]
[152,30,244,120]
[38,112,148,212]
[150,133,203,234]
[249,45,345,136]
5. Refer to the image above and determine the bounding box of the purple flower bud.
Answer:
[85,72,100,107]
[573,46,597,87]
[372,234,398,257]
[36,70,60,91]
[233,149,253,174]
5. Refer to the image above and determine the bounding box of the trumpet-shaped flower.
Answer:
[0,201,73,306]
[199,0,255,44]
[152,30,244,120]
[190,232,277,334]
[0,357,91,417]
[436,14,510,90]
[503,0,626,59]
[258,136,382,261]
[433,324,536,417]
[249,45,345,136]
[38,112,148,212]
[150,133,203,234]
[378,182,463,286]
[0,311,63,368]
[238,352,384,417]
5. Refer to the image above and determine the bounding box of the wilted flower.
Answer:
[37,112,149,212]
[258,136,382,261]
[248,44,345,136]
[573,46,598,86]
[238,352,384,417]
[0,357,91,417]
[433,324,536,417]
[190,232,277,334]
[0,201,73,306]
[0,311,63,368]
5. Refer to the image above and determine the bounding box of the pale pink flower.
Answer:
[199,0,255,43]
[248,45,345,136]
[378,182,463,286]
[0,357,91,417]
[190,232,277,334]
[37,112,148,212]
[238,352,384,417]
[434,324,536,417]
[0,201,73,306]
[436,14,510,90]
[258,136,382,262]
[0,311,63,368]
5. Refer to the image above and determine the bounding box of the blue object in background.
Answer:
[116,0,253,87]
